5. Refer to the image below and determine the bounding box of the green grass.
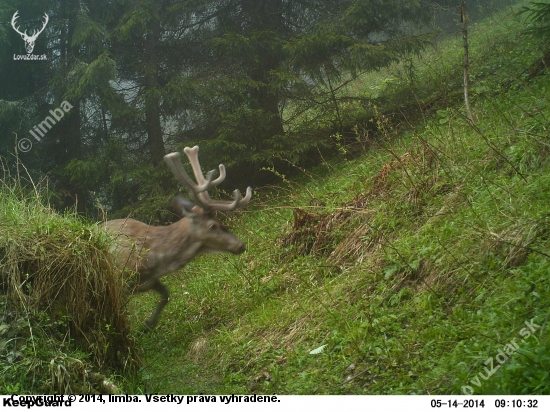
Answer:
[133,2,550,394]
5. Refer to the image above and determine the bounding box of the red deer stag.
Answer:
[105,146,252,328]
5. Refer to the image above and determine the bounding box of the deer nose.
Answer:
[234,242,246,254]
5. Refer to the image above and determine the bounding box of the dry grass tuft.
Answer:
[0,170,139,388]
[1,228,135,368]
[187,337,209,362]
[278,149,431,264]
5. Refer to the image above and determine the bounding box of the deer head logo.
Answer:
[11,11,49,54]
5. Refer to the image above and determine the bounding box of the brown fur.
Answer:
[105,208,245,328]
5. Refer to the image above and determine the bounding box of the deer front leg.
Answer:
[144,280,169,329]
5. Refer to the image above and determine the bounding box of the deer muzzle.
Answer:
[232,242,246,254]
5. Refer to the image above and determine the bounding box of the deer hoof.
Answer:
[143,319,157,332]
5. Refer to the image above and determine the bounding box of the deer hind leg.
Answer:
[144,280,169,329]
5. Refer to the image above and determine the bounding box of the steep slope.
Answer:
[135,3,550,394]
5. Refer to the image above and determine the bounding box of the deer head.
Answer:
[11,11,49,54]
[161,145,252,257]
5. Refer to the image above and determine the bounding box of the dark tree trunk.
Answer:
[249,72,285,138]
[145,93,165,165]
[58,102,86,213]
[56,1,85,213]
[144,14,165,165]
[244,0,286,144]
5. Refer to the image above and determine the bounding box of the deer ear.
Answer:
[172,196,197,217]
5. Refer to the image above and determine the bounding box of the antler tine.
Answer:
[183,146,226,186]
[34,13,49,38]
[28,13,49,39]
[183,146,227,209]
[196,187,252,211]
[163,152,215,206]
[11,11,26,36]
[202,189,242,212]
[240,186,253,205]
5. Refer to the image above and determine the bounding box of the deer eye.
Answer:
[209,222,219,230]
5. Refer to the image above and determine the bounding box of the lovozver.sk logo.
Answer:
[11,11,48,61]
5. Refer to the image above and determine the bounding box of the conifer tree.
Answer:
[170,0,451,180]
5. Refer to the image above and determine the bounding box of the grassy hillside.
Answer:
[133,3,550,394]
[0,174,138,393]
